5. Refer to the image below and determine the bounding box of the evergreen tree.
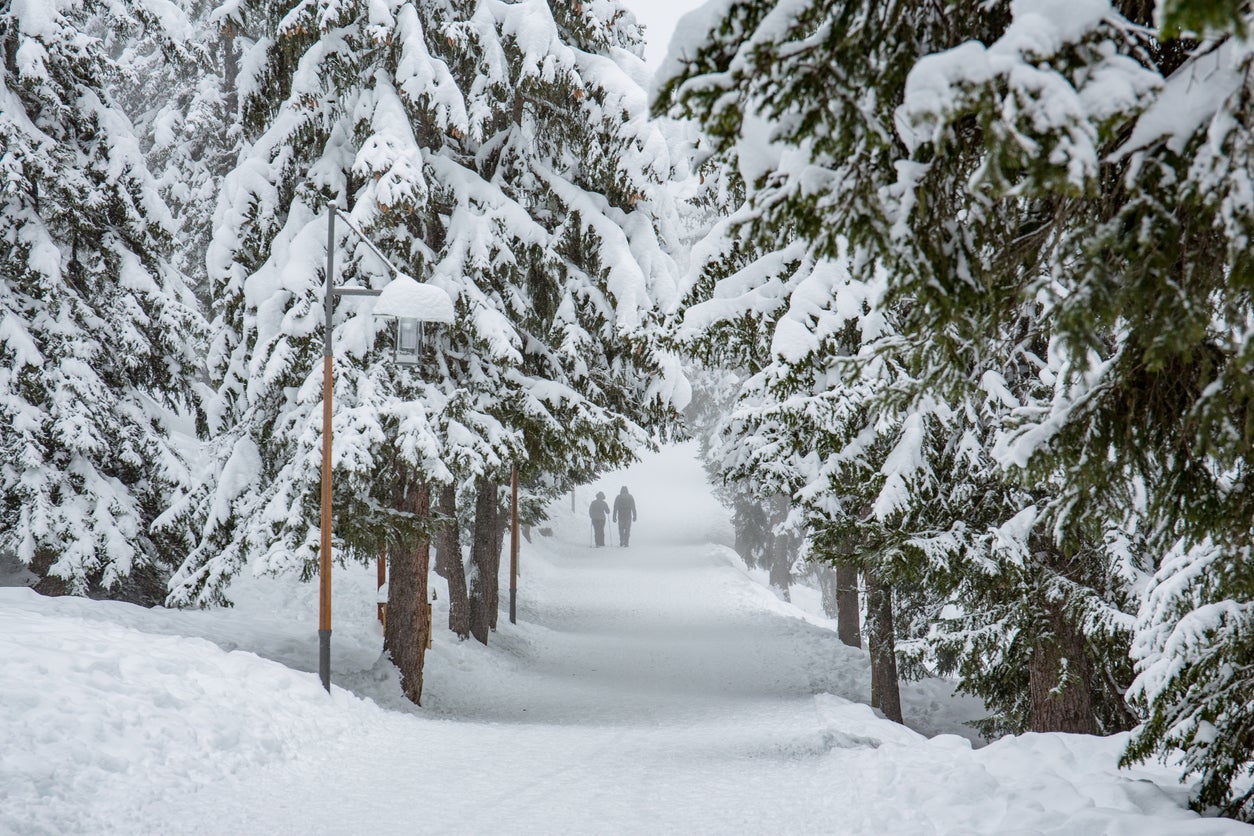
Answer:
[160,0,683,697]
[891,0,1254,815]
[0,0,203,601]
[668,0,1254,815]
[112,0,243,302]
[685,365,804,600]
[656,0,1142,734]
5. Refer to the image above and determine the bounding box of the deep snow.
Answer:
[1,444,1248,835]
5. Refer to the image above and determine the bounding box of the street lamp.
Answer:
[319,201,454,692]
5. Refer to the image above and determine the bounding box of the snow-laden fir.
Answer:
[656,0,1254,819]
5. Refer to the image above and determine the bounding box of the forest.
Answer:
[3,0,1254,823]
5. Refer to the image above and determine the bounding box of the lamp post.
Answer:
[319,201,454,692]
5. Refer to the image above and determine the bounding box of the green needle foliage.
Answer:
[659,0,1254,816]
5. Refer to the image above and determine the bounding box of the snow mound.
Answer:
[0,591,388,835]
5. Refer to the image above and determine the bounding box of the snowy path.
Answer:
[428,540,866,726]
[2,445,1249,834]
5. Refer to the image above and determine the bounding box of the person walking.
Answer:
[612,486,636,547]
[589,491,610,547]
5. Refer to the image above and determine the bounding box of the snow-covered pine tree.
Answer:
[112,0,243,303]
[161,0,683,697]
[1113,8,1254,817]
[890,0,1254,816]
[654,0,919,721]
[0,0,203,602]
[459,0,688,484]
[656,0,1143,734]
[686,364,803,598]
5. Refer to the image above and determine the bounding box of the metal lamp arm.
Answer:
[330,205,405,282]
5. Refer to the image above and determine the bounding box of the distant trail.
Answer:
[431,538,862,726]
[414,441,871,728]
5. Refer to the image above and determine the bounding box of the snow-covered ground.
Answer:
[1,444,1248,835]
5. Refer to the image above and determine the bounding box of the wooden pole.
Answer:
[510,467,519,624]
[377,547,386,625]
[318,202,335,693]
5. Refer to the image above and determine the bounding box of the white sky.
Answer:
[629,0,708,69]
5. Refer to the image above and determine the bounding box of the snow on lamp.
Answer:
[375,272,454,366]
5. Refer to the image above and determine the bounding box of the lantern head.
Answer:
[394,317,424,365]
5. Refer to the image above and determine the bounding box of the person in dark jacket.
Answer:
[612,486,637,547]
[589,491,610,547]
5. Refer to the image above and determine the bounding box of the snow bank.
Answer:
[0,591,393,835]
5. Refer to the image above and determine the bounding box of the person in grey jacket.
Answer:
[612,486,637,547]
[589,491,610,547]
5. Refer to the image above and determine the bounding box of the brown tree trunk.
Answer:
[1028,601,1098,734]
[489,488,506,630]
[468,477,499,645]
[384,478,432,706]
[816,548,862,649]
[866,570,903,723]
[434,482,470,640]
[835,560,861,649]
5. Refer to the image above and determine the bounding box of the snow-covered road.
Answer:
[1,445,1248,834]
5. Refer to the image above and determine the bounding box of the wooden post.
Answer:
[510,468,519,624]
[318,202,335,693]
[377,547,386,625]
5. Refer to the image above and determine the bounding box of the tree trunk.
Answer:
[866,570,903,723]
[468,477,499,645]
[768,551,792,602]
[817,564,841,619]
[1028,601,1098,734]
[835,560,861,649]
[734,503,750,564]
[384,478,432,706]
[219,23,239,128]
[816,549,862,649]
[489,488,506,629]
[733,498,766,567]
[765,495,792,600]
[434,482,470,640]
